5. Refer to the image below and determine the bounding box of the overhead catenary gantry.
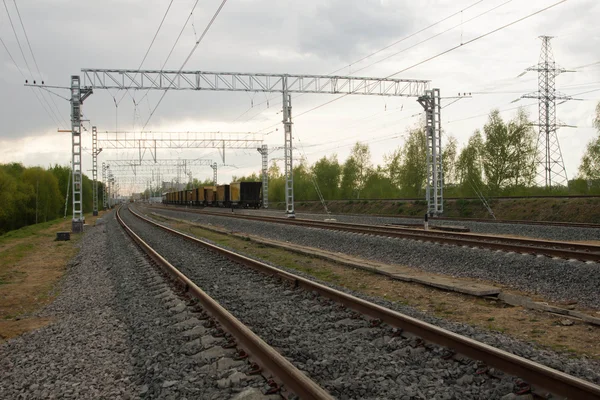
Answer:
[106,158,216,184]
[81,69,439,217]
[97,131,263,163]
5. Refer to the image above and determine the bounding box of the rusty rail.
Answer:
[116,206,333,400]
[149,205,600,262]
[129,205,600,400]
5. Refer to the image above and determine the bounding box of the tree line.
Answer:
[0,163,102,234]
[232,104,600,203]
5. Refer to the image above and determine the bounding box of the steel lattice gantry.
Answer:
[81,69,436,216]
[97,131,263,163]
[106,159,214,178]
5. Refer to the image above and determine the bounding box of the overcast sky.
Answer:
[1,0,598,194]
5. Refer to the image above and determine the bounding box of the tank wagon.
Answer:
[163,181,262,208]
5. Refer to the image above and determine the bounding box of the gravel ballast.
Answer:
[188,206,600,242]
[124,206,600,398]
[147,206,600,309]
[0,212,275,400]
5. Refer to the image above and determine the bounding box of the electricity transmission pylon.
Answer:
[523,36,573,188]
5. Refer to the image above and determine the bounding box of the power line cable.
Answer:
[238,0,489,122]
[1,33,61,127]
[351,0,513,77]
[116,0,174,107]
[12,0,69,128]
[137,0,200,106]
[3,0,65,128]
[386,0,567,79]
[261,0,567,131]
[143,0,229,130]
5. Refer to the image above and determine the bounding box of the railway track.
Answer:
[149,205,600,263]
[125,204,600,399]
[116,205,332,399]
[262,204,600,230]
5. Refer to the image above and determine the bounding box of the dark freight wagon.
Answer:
[216,185,230,207]
[230,182,262,208]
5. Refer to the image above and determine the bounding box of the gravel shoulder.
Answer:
[147,206,600,310]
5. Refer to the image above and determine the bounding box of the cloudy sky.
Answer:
[1,0,598,194]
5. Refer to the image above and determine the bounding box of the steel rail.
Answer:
[152,205,600,262]
[129,205,600,400]
[115,206,334,400]
[268,201,600,229]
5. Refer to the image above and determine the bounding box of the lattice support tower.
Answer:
[418,89,443,216]
[211,162,218,186]
[257,144,269,209]
[69,76,92,232]
[523,36,572,188]
[91,126,99,216]
[282,80,294,216]
[101,162,107,210]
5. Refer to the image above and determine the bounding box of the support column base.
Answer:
[71,220,84,233]
[93,211,99,216]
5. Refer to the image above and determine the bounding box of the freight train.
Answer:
[163,182,262,208]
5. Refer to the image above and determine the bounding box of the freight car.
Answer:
[164,181,262,208]
[230,182,262,208]
[204,186,216,206]
[216,184,230,207]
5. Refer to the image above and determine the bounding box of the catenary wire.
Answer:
[259,0,568,133]
[235,0,489,123]
[142,0,229,130]
[136,0,200,106]
[116,0,175,107]
[13,0,69,128]
[0,30,61,127]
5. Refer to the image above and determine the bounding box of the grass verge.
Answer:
[0,212,105,342]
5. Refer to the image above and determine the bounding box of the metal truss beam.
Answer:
[211,162,218,186]
[92,126,99,216]
[101,162,107,210]
[70,75,92,232]
[106,158,214,168]
[418,89,443,216]
[257,145,269,209]
[97,131,263,163]
[82,69,429,97]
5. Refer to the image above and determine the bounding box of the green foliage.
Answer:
[442,135,458,185]
[0,163,97,234]
[456,131,484,195]
[340,156,359,198]
[578,102,600,180]
[205,105,600,204]
[312,155,341,199]
[480,108,536,194]
[397,127,427,197]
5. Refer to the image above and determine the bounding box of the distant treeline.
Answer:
[0,163,103,234]
[229,105,600,203]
